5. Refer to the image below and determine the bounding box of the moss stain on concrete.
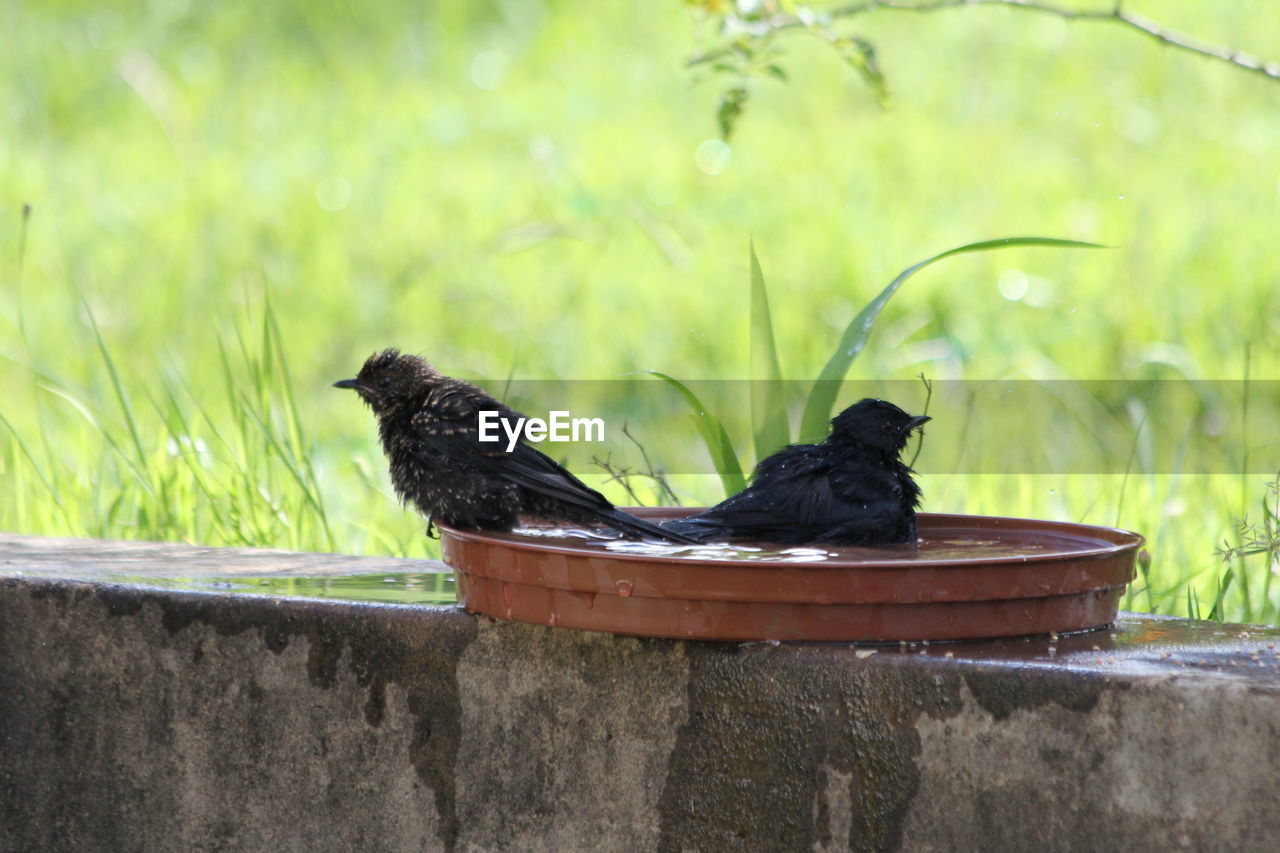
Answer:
[6,578,477,853]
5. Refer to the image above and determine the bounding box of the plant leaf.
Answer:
[749,240,790,463]
[717,85,748,140]
[1209,567,1234,622]
[646,370,746,497]
[838,36,889,108]
[86,304,151,476]
[799,236,1107,441]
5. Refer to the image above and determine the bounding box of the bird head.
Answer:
[828,398,930,456]
[333,348,439,416]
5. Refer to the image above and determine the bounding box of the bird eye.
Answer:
[377,377,392,389]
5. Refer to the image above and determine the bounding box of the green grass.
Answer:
[3,1,1280,623]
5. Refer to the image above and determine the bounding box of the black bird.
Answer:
[662,399,930,546]
[334,348,696,543]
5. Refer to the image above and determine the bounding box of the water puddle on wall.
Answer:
[77,571,458,605]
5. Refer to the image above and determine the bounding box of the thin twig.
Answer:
[908,373,932,470]
[688,0,1280,82]
[592,454,646,505]
[590,422,685,507]
[621,422,682,505]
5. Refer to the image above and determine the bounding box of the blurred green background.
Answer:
[3,1,1279,621]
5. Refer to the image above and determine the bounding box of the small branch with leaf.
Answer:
[687,0,1280,138]
[1217,471,1280,567]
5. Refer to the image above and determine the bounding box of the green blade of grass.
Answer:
[86,304,151,476]
[231,386,329,546]
[1235,343,1253,618]
[15,204,32,354]
[799,236,1107,441]
[1209,567,1234,622]
[1114,411,1147,529]
[264,301,334,548]
[37,382,153,494]
[1259,491,1276,624]
[749,240,790,462]
[153,379,237,538]
[646,370,746,497]
[0,410,72,526]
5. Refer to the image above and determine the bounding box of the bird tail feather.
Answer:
[598,508,701,544]
[654,517,718,542]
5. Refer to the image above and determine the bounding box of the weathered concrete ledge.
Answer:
[2,533,1279,852]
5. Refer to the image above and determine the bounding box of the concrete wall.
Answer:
[2,537,1280,852]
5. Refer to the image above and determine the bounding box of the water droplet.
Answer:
[549,612,560,627]
[615,579,634,597]
[505,607,513,619]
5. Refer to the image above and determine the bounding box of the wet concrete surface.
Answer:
[0,531,441,577]
[2,533,1279,851]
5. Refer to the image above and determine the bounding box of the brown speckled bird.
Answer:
[335,348,695,542]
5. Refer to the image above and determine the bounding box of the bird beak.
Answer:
[333,378,360,390]
[905,415,931,431]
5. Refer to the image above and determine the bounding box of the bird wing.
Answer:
[679,447,835,535]
[498,442,613,511]
[411,382,612,512]
[810,464,909,543]
[672,446,904,542]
